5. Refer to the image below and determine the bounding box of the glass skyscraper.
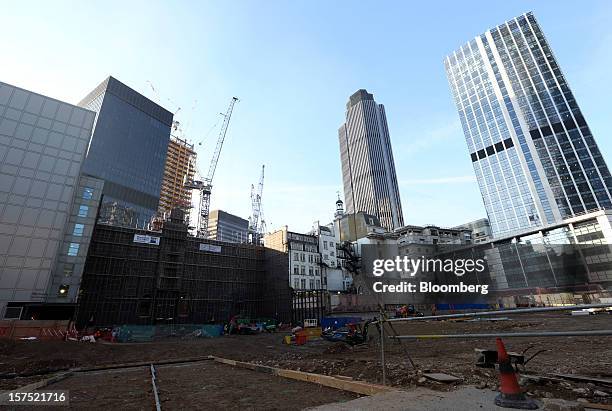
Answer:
[445,12,612,238]
[78,76,173,228]
[339,89,404,231]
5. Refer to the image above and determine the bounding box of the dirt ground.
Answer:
[1,312,611,408]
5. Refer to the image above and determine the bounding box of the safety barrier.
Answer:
[113,324,224,342]
[375,303,612,386]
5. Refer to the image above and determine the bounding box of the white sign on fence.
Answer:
[133,234,160,245]
[199,243,222,253]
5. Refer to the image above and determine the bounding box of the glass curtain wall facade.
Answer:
[0,82,96,318]
[339,89,404,231]
[78,77,173,228]
[445,12,612,238]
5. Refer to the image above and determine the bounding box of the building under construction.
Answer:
[76,209,291,327]
[158,135,197,218]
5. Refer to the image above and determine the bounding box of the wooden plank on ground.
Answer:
[210,355,396,396]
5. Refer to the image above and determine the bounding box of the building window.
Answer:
[293,266,299,275]
[72,223,84,237]
[300,266,305,275]
[309,279,314,289]
[78,205,89,217]
[300,253,305,262]
[316,280,321,289]
[301,279,306,289]
[323,241,328,250]
[82,187,94,200]
[308,254,313,263]
[315,268,319,276]
[67,242,80,256]
[294,252,299,261]
[63,264,74,277]
[309,267,313,276]
[294,279,299,289]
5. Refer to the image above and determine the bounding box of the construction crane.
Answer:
[248,165,266,244]
[186,97,239,238]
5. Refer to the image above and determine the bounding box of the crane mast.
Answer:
[186,97,238,238]
[248,165,265,244]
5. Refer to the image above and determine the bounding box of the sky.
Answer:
[3,1,612,233]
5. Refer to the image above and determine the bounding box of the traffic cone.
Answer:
[494,337,538,409]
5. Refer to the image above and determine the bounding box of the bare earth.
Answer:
[1,312,611,409]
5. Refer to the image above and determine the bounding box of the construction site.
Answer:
[0,307,611,410]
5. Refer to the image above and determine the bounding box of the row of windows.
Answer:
[65,186,96,257]
[292,265,320,276]
[293,278,321,290]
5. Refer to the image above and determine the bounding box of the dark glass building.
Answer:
[78,76,173,228]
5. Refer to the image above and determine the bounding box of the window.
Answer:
[82,187,94,200]
[300,266,305,275]
[308,254,313,263]
[294,279,299,289]
[316,280,321,289]
[78,205,89,217]
[300,253,305,262]
[301,279,306,289]
[308,267,313,276]
[315,269,319,276]
[72,223,84,236]
[323,241,328,250]
[67,242,80,256]
[63,264,74,277]
[309,279,314,289]
[293,266,299,275]
[294,252,299,261]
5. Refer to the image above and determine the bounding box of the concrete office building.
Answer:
[454,218,492,244]
[394,224,473,246]
[79,76,173,228]
[445,12,612,238]
[338,89,404,231]
[264,227,322,290]
[0,81,97,319]
[207,210,249,244]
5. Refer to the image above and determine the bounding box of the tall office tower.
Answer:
[445,12,612,238]
[78,76,173,228]
[338,89,404,231]
[158,135,197,217]
[0,81,99,319]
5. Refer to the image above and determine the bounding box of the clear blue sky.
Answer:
[3,1,612,232]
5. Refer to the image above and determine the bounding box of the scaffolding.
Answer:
[76,210,291,327]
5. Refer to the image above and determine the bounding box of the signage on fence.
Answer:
[133,234,160,245]
[199,243,222,253]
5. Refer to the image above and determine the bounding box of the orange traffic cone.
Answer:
[494,337,538,409]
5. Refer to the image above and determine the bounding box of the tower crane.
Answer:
[248,165,266,244]
[186,97,239,238]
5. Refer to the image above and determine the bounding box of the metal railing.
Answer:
[375,303,612,385]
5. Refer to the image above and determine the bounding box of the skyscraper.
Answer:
[78,76,173,228]
[445,12,612,238]
[338,89,404,231]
